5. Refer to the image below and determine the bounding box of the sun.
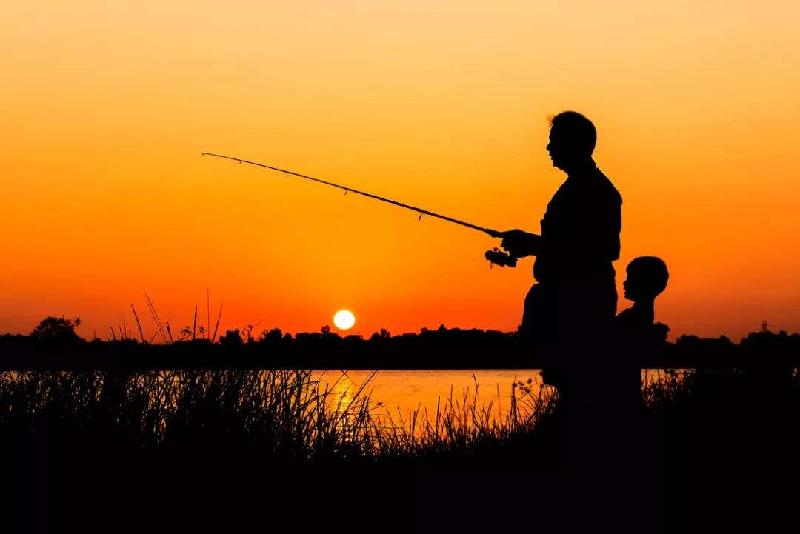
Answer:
[333,309,356,331]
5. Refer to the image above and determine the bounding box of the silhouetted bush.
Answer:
[30,316,84,347]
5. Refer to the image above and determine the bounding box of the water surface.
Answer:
[313,369,543,423]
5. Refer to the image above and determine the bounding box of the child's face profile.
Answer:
[623,268,646,301]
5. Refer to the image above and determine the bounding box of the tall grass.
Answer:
[371,377,556,457]
[0,370,556,461]
[6,368,746,462]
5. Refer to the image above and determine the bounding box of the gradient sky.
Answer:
[2,1,799,341]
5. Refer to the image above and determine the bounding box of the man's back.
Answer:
[533,164,621,286]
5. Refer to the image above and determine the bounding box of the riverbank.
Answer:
[2,366,799,532]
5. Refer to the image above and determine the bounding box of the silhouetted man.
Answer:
[502,111,621,352]
[501,111,621,459]
[499,111,625,528]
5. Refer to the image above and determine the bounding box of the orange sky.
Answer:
[2,1,799,341]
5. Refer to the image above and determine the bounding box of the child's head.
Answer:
[623,256,669,302]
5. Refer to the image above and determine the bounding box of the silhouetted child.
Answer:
[616,256,669,343]
[601,256,670,450]
[601,256,669,532]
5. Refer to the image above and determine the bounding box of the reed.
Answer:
[0,369,556,461]
[4,366,792,464]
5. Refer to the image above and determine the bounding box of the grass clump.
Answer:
[0,370,556,463]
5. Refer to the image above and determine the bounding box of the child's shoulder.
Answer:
[651,322,670,343]
[615,309,669,344]
[615,307,642,331]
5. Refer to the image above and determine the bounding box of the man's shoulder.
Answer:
[569,168,620,208]
[594,168,622,204]
[551,166,621,209]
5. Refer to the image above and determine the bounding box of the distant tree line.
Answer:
[0,315,798,370]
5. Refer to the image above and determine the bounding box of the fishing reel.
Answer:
[485,248,518,268]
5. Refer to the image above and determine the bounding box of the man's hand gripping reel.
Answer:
[484,229,532,268]
[483,229,519,268]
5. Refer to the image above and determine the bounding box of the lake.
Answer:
[314,369,542,420]
[312,369,677,432]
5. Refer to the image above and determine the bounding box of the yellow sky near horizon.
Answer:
[1,1,799,341]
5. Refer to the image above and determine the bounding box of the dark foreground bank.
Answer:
[2,364,800,533]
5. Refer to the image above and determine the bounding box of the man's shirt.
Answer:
[533,162,621,285]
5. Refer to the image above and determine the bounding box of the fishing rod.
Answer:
[201,152,517,267]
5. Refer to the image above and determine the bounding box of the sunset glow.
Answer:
[2,1,799,340]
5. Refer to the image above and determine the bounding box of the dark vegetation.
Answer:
[3,315,799,369]
[1,366,555,532]
[644,367,800,533]
[2,317,799,532]
[2,366,798,532]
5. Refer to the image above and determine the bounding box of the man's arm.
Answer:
[500,230,541,258]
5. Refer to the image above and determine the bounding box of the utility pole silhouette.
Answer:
[761,320,769,333]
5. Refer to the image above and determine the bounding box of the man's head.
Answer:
[623,256,669,302]
[546,111,596,170]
